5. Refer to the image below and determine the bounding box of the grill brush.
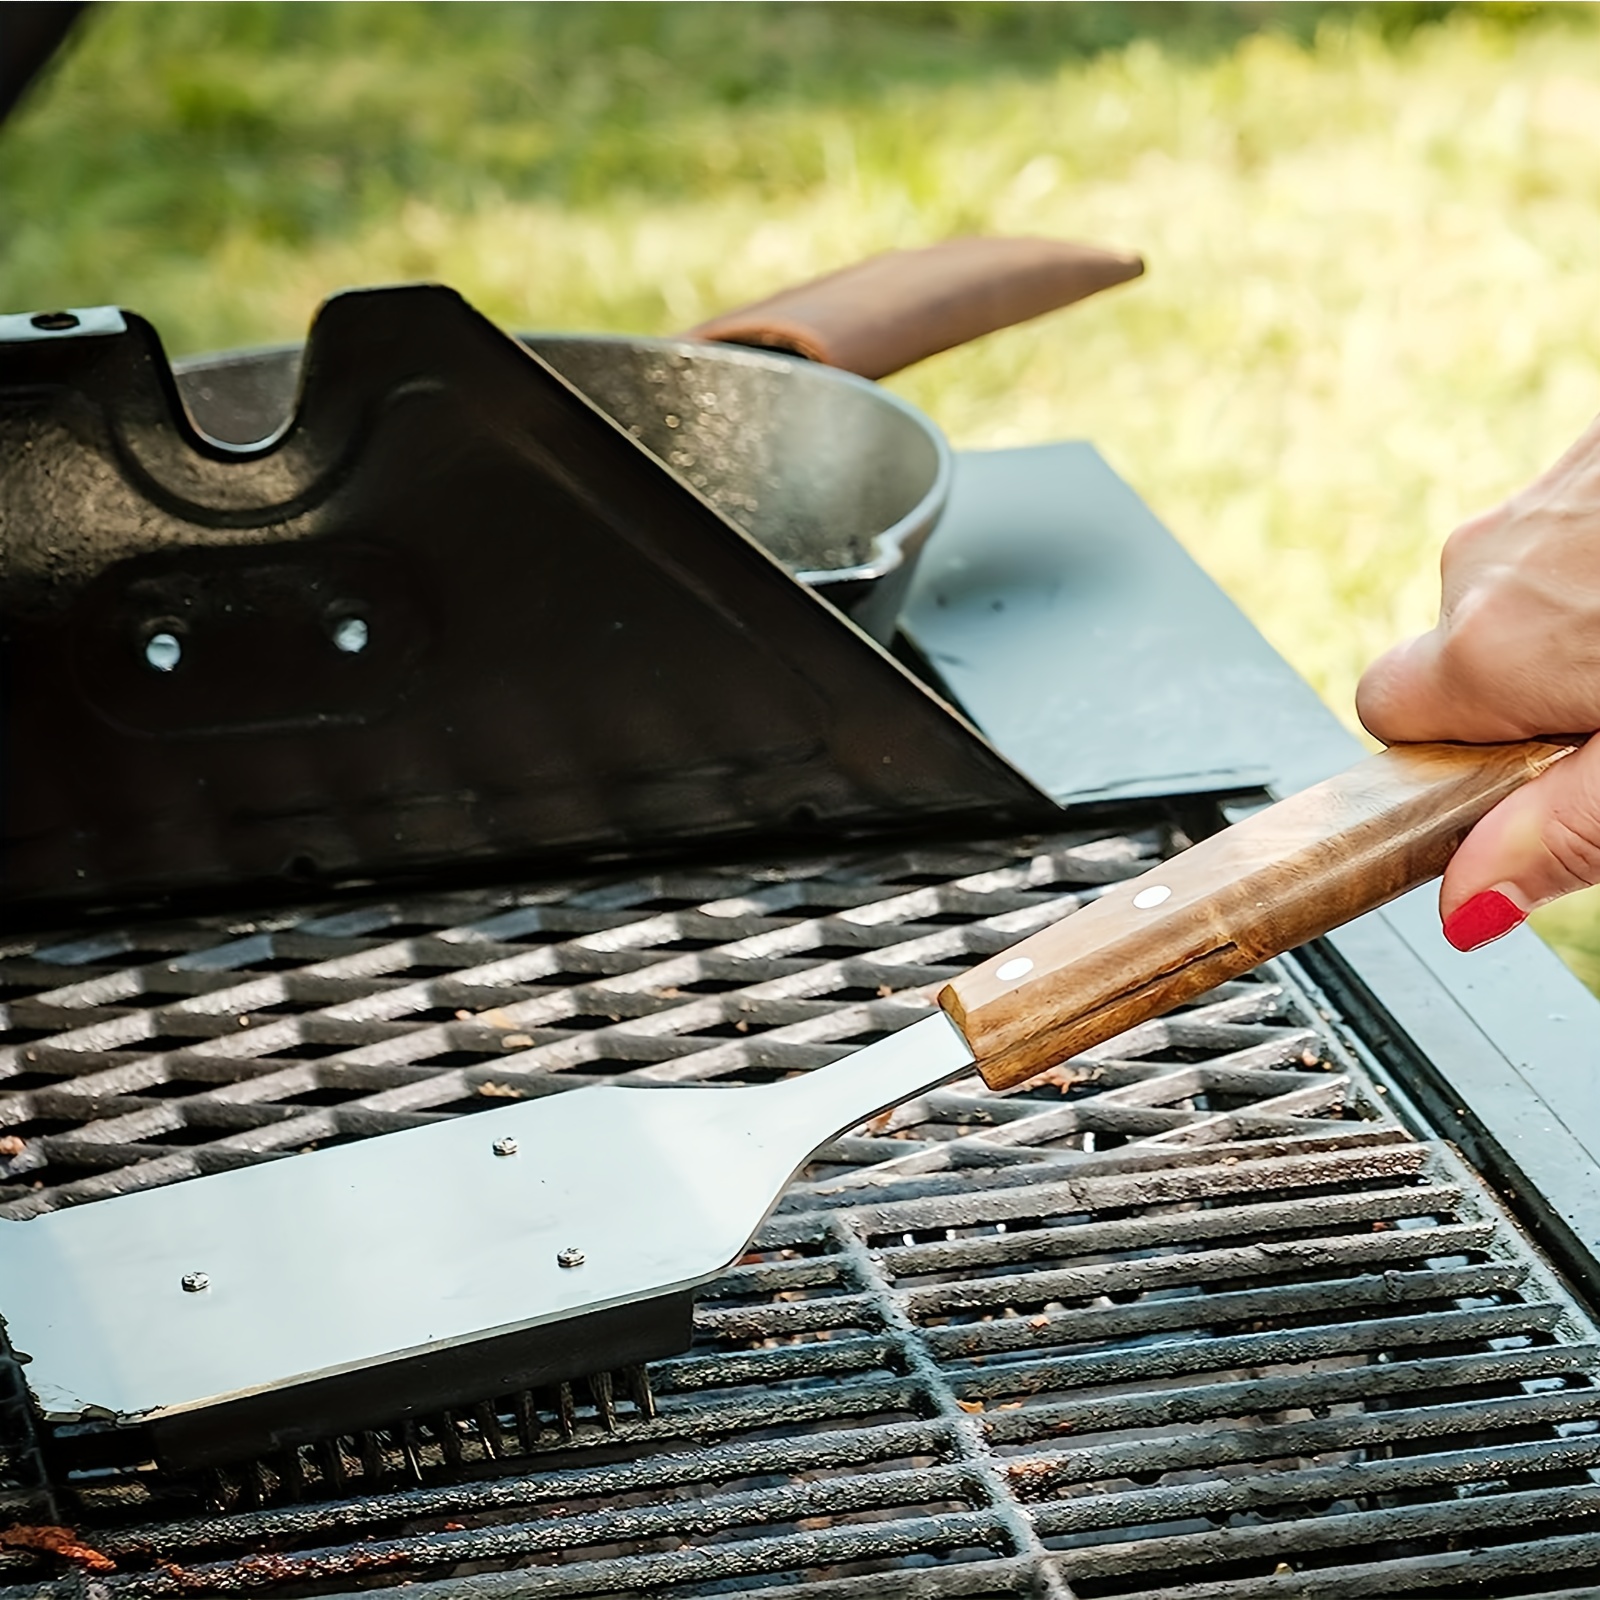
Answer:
[0,737,1569,1499]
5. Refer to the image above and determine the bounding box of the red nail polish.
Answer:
[1443,889,1526,952]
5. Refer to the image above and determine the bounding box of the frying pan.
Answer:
[174,237,1143,642]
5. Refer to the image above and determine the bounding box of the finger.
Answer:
[1438,738,1600,950]
[1356,635,1448,744]
[1357,630,1529,745]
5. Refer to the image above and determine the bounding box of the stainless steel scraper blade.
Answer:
[0,1012,975,1440]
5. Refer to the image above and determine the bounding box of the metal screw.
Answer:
[492,1136,518,1157]
[144,632,182,673]
[181,1271,210,1293]
[556,1247,586,1269]
[332,616,369,655]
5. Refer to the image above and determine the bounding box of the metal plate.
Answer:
[0,1014,972,1431]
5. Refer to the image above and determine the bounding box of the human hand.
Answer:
[1357,409,1600,951]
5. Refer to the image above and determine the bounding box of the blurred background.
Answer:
[7,0,1600,982]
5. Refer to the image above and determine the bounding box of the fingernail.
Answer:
[1443,887,1527,952]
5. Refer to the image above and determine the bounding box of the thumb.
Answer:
[1439,738,1600,950]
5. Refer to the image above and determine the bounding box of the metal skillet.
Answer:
[175,236,1143,642]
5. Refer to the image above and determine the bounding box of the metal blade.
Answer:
[0,1011,974,1445]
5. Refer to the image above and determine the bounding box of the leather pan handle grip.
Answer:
[940,739,1575,1092]
[680,236,1143,380]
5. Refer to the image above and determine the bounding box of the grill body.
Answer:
[1,439,1598,1597]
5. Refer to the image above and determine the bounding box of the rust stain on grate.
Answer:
[0,830,1595,1598]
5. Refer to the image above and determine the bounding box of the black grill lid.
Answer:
[0,285,1055,917]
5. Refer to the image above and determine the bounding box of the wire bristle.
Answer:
[200,1363,657,1511]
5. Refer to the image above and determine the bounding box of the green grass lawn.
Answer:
[9,0,1600,977]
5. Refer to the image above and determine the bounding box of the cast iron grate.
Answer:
[0,830,1596,1597]
[0,823,1321,1219]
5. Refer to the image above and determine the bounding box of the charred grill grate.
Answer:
[0,823,1297,1218]
[0,829,1596,1596]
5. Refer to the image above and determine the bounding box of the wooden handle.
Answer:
[680,237,1143,379]
[940,739,1574,1091]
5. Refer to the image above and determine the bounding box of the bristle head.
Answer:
[185,1366,657,1511]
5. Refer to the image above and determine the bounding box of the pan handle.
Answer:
[680,236,1143,381]
[939,738,1576,1092]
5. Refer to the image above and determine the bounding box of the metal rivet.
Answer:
[492,1136,518,1157]
[332,616,369,654]
[556,1247,586,1269]
[181,1271,210,1293]
[997,958,1033,982]
[1132,885,1172,910]
[144,632,182,672]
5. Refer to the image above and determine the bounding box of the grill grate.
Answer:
[0,829,1597,1597]
[0,823,1314,1218]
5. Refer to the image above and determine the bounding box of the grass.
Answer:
[8,0,1600,979]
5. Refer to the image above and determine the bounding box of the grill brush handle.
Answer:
[941,738,1575,1092]
[681,236,1144,380]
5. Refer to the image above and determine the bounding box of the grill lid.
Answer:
[0,285,1054,916]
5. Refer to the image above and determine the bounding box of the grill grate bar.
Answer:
[897,1220,1499,1316]
[1027,1432,1600,1540]
[1129,1530,1600,1600]
[921,1263,1541,1359]
[964,1322,1597,1413]
[815,1142,1433,1237]
[641,1560,1051,1600]
[692,1291,885,1341]
[75,1464,993,1594]
[650,1333,896,1394]
[989,1340,1599,1448]
[1059,1483,1600,1586]
[1010,1387,1600,1486]
[694,1255,846,1298]
[776,1125,1419,1217]
[56,1510,1020,1600]
[873,1181,1467,1277]
[811,1074,1355,1184]
[92,1419,964,1557]
[812,1130,1074,1175]
[636,1372,927,1437]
